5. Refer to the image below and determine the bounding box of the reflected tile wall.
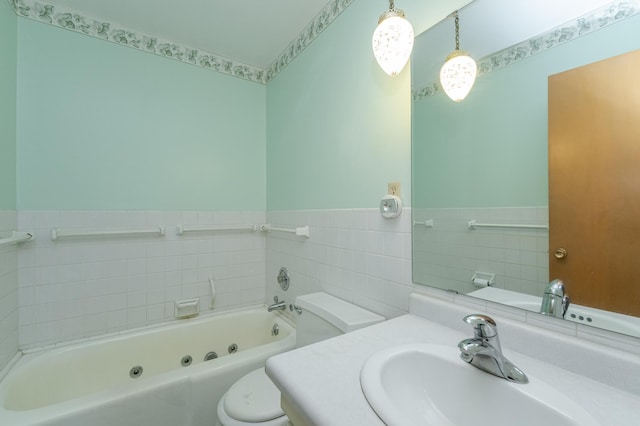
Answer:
[413,207,549,296]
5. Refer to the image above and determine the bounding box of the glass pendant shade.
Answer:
[440,50,477,102]
[372,10,414,76]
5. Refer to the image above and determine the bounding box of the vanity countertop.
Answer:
[265,296,640,426]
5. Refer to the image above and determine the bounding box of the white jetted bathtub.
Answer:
[0,308,295,426]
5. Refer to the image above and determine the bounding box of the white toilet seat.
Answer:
[217,367,289,426]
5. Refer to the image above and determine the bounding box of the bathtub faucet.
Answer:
[267,296,287,312]
[540,279,570,318]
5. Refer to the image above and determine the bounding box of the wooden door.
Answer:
[548,49,640,317]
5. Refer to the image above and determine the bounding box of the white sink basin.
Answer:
[360,344,600,426]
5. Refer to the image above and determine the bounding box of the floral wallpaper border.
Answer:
[266,0,355,81]
[9,0,354,84]
[413,0,640,101]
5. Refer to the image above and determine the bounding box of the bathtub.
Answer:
[0,307,296,426]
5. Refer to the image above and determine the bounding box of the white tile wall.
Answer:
[0,210,19,370]
[264,206,640,355]
[265,208,413,319]
[8,205,639,358]
[413,207,549,296]
[17,210,266,349]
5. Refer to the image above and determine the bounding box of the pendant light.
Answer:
[439,11,477,102]
[372,0,414,76]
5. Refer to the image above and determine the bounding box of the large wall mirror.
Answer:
[411,0,640,337]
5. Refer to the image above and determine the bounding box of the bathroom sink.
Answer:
[360,343,599,426]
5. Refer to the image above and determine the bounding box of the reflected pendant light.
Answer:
[440,11,477,102]
[372,0,414,76]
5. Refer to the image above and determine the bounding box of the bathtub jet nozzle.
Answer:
[181,355,193,367]
[129,365,143,379]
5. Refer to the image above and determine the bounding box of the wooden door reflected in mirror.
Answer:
[549,48,640,317]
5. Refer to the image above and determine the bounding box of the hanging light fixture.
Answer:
[372,0,414,76]
[439,11,477,102]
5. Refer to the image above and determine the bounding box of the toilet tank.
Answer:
[294,293,385,348]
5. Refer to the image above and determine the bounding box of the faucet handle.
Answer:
[463,314,498,338]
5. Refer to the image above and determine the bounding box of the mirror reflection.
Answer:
[411,0,640,337]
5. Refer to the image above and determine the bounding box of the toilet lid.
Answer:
[224,368,285,423]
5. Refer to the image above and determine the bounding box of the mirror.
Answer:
[411,0,640,337]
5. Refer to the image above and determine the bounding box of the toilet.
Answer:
[216,292,385,426]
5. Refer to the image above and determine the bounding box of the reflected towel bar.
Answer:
[260,224,310,238]
[413,220,434,228]
[0,232,34,246]
[467,220,548,230]
[176,224,257,235]
[51,227,165,240]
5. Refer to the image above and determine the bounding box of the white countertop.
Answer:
[266,296,640,426]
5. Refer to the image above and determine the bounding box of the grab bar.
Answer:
[413,219,434,228]
[51,227,165,240]
[260,224,310,238]
[176,224,257,235]
[0,232,34,246]
[467,220,548,230]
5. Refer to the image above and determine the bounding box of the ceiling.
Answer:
[39,0,473,72]
[42,0,334,70]
[27,0,619,81]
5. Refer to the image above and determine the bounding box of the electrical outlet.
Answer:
[388,182,401,197]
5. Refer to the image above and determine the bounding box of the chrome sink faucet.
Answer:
[458,314,529,384]
[540,279,570,318]
[267,296,287,312]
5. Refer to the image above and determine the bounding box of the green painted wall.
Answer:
[266,0,412,210]
[0,0,17,209]
[413,13,640,209]
[17,19,266,211]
